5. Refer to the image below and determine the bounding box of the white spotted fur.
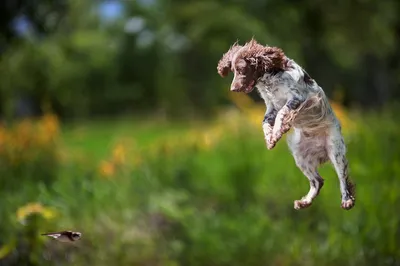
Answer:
[254,58,355,210]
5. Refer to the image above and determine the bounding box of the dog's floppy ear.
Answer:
[217,43,242,77]
[258,46,287,72]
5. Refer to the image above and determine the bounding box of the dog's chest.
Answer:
[256,78,290,107]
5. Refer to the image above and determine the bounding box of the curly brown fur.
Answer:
[217,38,356,210]
[235,38,288,73]
[216,38,289,94]
[217,42,243,77]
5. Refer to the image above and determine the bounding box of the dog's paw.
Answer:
[265,134,276,150]
[341,198,355,210]
[294,199,312,210]
[272,131,283,143]
[273,125,290,139]
[266,140,276,150]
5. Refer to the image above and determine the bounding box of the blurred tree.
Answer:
[0,0,399,120]
[0,0,68,48]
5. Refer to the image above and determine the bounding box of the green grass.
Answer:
[60,116,193,160]
[2,109,400,266]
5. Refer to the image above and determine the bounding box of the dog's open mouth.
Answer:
[244,80,255,93]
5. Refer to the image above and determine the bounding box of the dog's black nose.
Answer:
[230,86,240,92]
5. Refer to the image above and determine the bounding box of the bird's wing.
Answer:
[41,232,63,239]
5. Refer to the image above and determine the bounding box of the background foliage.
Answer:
[0,0,400,265]
[0,0,399,119]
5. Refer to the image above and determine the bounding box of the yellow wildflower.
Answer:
[330,101,356,133]
[14,119,33,150]
[245,106,264,129]
[37,113,60,144]
[112,144,126,165]
[99,160,115,178]
[197,125,223,150]
[41,113,59,138]
[0,126,7,151]
[200,132,214,150]
[16,202,56,223]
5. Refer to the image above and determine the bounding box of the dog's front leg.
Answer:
[262,103,277,150]
[270,98,304,146]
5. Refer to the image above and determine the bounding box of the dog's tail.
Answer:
[290,90,335,132]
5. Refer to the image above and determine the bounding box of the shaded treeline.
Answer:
[0,0,399,120]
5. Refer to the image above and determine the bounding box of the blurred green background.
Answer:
[0,0,400,265]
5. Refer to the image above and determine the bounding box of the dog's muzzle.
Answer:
[230,80,255,93]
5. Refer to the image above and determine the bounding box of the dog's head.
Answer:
[217,38,287,93]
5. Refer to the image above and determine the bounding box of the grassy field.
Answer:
[1,99,400,266]
[60,116,193,160]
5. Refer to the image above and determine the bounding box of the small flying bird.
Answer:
[41,231,82,243]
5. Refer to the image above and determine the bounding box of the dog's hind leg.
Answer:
[287,130,326,210]
[327,129,355,210]
[293,159,325,210]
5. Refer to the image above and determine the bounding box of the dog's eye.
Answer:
[237,66,246,74]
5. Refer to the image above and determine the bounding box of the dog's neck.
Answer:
[255,71,282,91]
